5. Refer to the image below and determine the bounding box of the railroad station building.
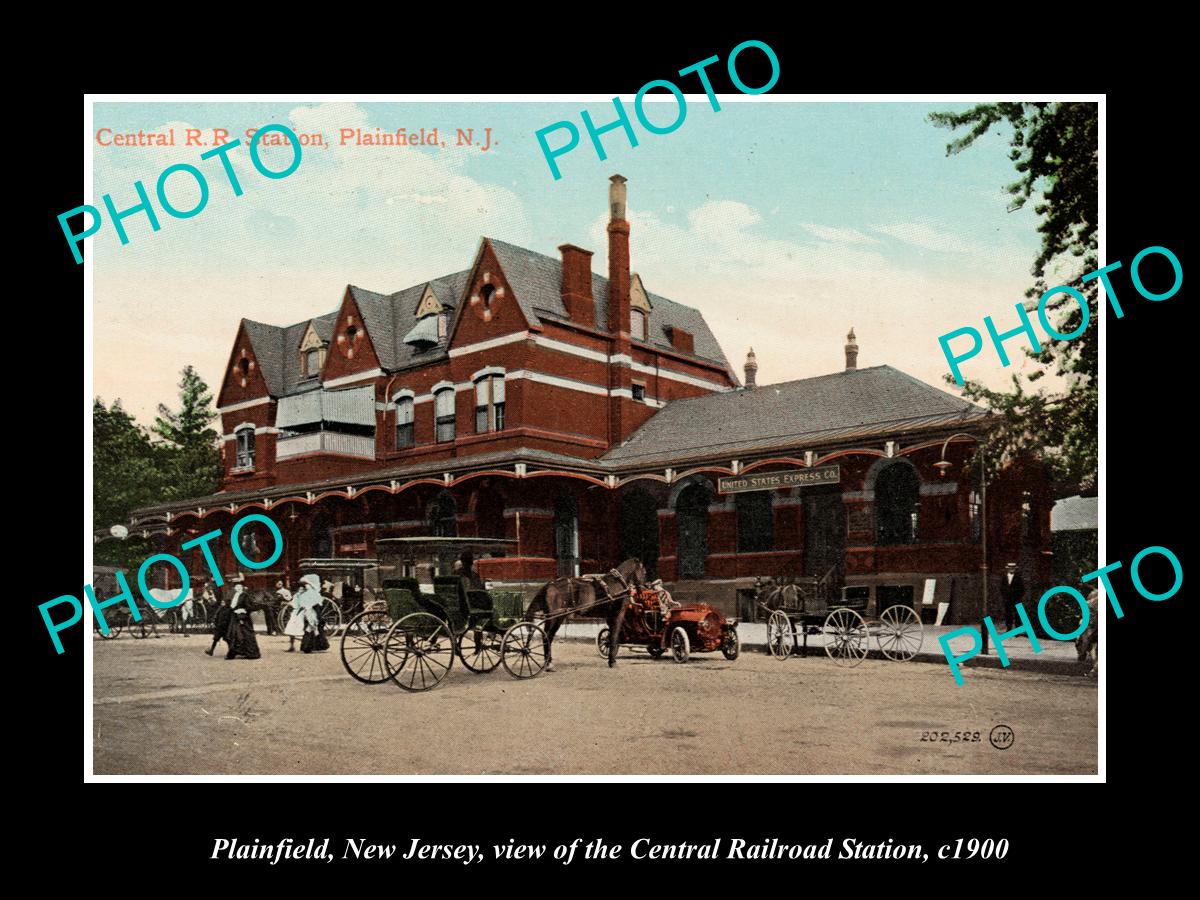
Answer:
[131,176,1052,625]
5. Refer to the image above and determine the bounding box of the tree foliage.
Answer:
[94,367,222,570]
[929,102,1098,493]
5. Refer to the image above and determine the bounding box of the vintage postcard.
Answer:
[85,96,1100,777]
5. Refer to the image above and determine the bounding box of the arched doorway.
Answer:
[619,488,659,578]
[676,481,711,579]
[310,513,333,558]
[555,495,580,577]
[804,485,846,579]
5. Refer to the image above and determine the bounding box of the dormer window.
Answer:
[298,323,328,379]
[631,308,647,340]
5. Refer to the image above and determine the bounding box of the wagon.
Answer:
[757,573,924,666]
[336,537,530,691]
[595,580,739,663]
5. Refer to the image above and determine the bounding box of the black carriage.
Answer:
[757,569,924,666]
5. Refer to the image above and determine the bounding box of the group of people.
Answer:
[203,575,331,660]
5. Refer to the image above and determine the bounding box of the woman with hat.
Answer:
[284,575,318,652]
[225,581,261,660]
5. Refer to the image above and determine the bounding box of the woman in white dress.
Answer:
[283,575,316,652]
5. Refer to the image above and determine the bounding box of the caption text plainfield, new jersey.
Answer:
[212,836,1008,866]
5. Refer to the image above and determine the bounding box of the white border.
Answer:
[84,93,1106,785]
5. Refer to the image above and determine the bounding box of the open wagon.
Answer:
[757,572,924,666]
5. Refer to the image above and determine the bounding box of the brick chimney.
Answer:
[558,243,595,327]
[844,327,858,371]
[607,174,630,335]
[667,326,694,354]
[744,347,758,389]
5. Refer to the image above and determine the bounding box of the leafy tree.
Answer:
[93,398,164,569]
[153,365,222,502]
[929,102,1098,493]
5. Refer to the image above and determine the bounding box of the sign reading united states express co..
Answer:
[717,465,840,494]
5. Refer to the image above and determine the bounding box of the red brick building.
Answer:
[131,176,1051,624]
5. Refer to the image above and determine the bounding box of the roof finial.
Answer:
[744,347,758,390]
[844,327,858,372]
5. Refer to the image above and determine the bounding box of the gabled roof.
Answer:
[240,237,729,398]
[602,365,988,465]
[487,238,731,372]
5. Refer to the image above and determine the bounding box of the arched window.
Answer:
[429,491,457,537]
[875,462,920,545]
[474,374,506,433]
[395,395,414,448]
[736,491,774,553]
[234,425,255,470]
[434,387,456,442]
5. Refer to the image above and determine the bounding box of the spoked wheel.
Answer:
[382,613,455,692]
[94,618,121,639]
[823,608,870,667]
[501,622,549,679]
[340,609,396,684]
[457,626,503,674]
[766,610,794,660]
[320,599,344,636]
[877,604,924,661]
[596,627,612,659]
[278,606,292,633]
[128,615,157,639]
[721,628,740,661]
[670,626,690,663]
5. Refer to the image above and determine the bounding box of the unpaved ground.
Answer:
[92,634,1097,775]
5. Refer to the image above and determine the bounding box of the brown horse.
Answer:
[525,558,646,670]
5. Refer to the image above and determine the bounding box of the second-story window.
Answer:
[435,387,456,443]
[475,374,506,433]
[235,426,256,470]
[395,396,414,449]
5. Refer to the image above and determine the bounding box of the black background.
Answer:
[25,25,1186,884]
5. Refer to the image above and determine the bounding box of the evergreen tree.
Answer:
[153,365,222,501]
[929,102,1098,493]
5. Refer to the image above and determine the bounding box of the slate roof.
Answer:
[239,238,731,399]
[488,238,731,372]
[1051,495,1098,532]
[601,365,988,466]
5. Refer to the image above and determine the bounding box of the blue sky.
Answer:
[92,100,1052,424]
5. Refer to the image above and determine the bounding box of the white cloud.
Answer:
[869,220,980,254]
[799,223,879,245]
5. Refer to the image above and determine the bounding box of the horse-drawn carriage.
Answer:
[757,570,924,666]
[595,580,739,663]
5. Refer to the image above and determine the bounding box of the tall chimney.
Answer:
[844,327,859,371]
[558,244,595,327]
[744,347,758,389]
[607,174,630,335]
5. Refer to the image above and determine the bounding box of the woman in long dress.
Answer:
[296,574,329,653]
[283,577,311,651]
[225,583,261,660]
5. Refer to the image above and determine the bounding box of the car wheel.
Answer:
[670,626,690,663]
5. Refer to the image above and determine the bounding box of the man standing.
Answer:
[999,562,1025,631]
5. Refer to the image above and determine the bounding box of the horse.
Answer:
[145,586,195,634]
[524,558,647,671]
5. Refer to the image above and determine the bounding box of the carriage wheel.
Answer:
[128,615,157,639]
[596,627,612,659]
[457,626,503,674]
[823,608,869,667]
[501,622,549,679]
[877,605,924,661]
[94,617,120,639]
[670,626,690,663]
[382,613,455,692]
[192,600,208,630]
[721,628,740,661]
[766,610,793,660]
[278,605,292,633]
[339,609,395,684]
[321,600,344,636]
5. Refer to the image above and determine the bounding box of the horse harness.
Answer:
[541,568,635,623]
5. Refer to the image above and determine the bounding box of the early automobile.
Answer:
[597,580,739,663]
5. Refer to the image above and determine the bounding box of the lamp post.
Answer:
[933,433,989,655]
